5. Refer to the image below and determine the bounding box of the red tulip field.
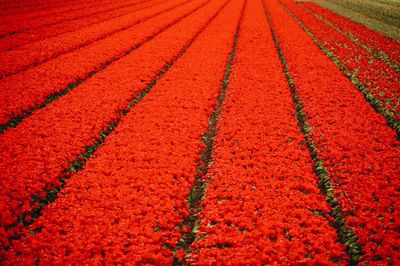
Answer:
[0,0,399,264]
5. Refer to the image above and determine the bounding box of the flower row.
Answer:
[281,0,400,122]
[1,0,243,263]
[0,0,225,250]
[0,0,209,127]
[269,0,400,263]
[0,0,189,78]
[192,0,347,263]
[0,0,161,52]
[0,0,125,36]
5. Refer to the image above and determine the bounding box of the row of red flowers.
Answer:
[0,0,66,12]
[270,0,400,263]
[0,0,129,37]
[0,0,161,52]
[0,0,114,17]
[0,0,209,126]
[0,0,93,10]
[0,0,190,78]
[1,0,243,263]
[281,0,400,122]
[192,0,347,263]
[0,0,224,250]
[299,2,400,68]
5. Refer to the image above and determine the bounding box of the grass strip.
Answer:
[299,3,400,73]
[325,0,400,28]
[308,0,400,40]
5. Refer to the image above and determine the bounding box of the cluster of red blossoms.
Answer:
[0,0,158,37]
[1,0,399,264]
[2,0,243,263]
[0,0,211,125]
[0,0,164,51]
[0,0,194,78]
[281,0,400,121]
[269,0,400,263]
[192,0,346,263]
[0,0,226,249]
